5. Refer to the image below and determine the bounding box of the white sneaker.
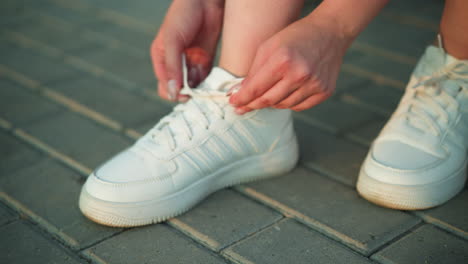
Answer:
[79,63,299,227]
[357,43,468,210]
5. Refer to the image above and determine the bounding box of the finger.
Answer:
[229,56,283,107]
[273,84,318,109]
[244,79,299,110]
[290,93,330,112]
[164,33,184,99]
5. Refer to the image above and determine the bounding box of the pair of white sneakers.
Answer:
[79,44,468,227]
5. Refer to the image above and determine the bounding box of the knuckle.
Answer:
[293,63,311,82]
[277,47,293,67]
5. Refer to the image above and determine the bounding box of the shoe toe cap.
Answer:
[81,150,176,203]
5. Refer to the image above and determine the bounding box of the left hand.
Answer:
[229,14,352,114]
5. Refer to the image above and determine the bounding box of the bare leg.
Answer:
[440,0,468,59]
[218,0,304,76]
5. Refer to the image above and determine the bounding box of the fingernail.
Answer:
[178,96,189,103]
[168,80,177,101]
[235,108,247,115]
[226,84,241,96]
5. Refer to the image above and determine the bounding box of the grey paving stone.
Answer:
[0,159,122,249]
[247,167,420,254]
[298,99,377,134]
[78,0,171,26]
[295,120,368,186]
[335,71,372,95]
[48,75,169,127]
[0,221,82,264]
[84,224,225,264]
[225,219,371,264]
[0,203,17,226]
[0,130,42,177]
[0,40,79,83]
[0,78,62,125]
[76,44,156,87]
[343,83,404,114]
[13,15,99,53]
[419,189,468,239]
[82,18,154,51]
[385,0,443,24]
[346,118,388,146]
[23,111,131,169]
[176,189,282,250]
[357,14,435,57]
[372,225,468,264]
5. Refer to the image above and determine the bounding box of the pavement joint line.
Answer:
[351,41,417,66]
[369,219,425,258]
[234,185,369,255]
[381,10,439,32]
[80,250,109,264]
[341,64,406,90]
[0,117,13,130]
[7,125,93,176]
[0,191,82,250]
[167,218,221,251]
[340,93,393,117]
[411,211,468,241]
[302,162,355,188]
[218,216,287,253]
[221,248,257,264]
[0,64,123,133]
[43,0,414,90]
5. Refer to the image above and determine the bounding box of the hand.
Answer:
[151,0,224,102]
[229,13,352,113]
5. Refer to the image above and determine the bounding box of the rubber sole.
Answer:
[79,139,299,227]
[357,160,467,210]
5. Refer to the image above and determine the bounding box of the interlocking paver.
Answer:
[298,99,377,134]
[246,167,421,254]
[0,221,83,264]
[224,219,372,264]
[0,203,17,226]
[84,224,225,264]
[74,44,156,87]
[48,75,169,128]
[343,83,404,114]
[22,111,131,169]
[0,39,79,83]
[295,120,368,186]
[175,189,282,250]
[0,78,62,125]
[372,225,468,264]
[335,71,372,95]
[0,159,122,249]
[418,190,468,240]
[0,131,42,177]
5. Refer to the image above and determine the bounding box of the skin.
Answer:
[151,0,467,113]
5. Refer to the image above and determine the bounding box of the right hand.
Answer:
[151,0,225,102]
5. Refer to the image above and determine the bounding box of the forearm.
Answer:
[304,0,390,46]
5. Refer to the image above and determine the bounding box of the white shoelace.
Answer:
[400,57,468,136]
[148,58,242,151]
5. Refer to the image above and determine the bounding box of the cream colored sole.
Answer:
[357,161,467,210]
[79,139,299,227]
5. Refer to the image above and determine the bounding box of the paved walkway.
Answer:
[1,0,467,263]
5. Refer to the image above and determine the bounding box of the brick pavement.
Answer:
[1,0,467,263]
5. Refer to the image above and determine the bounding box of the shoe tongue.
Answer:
[201,67,238,92]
